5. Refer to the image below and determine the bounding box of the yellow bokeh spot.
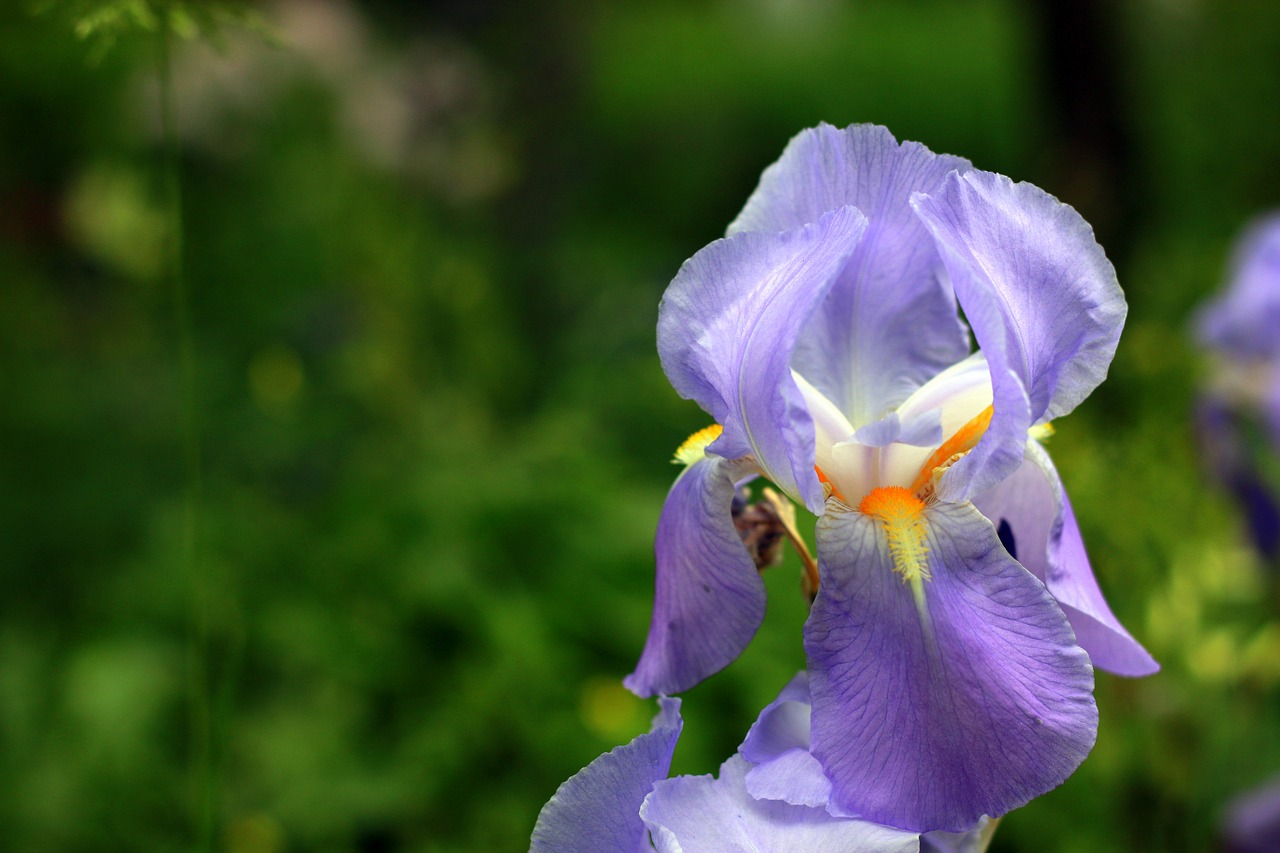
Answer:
[578,676,646,742]
[1187,628,1240,684]
[249,346,305,412]
[225,813,285,853]
[63,163,165,281]
[1242,624,1280,687]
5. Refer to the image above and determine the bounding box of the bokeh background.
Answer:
[4,0,1280,850]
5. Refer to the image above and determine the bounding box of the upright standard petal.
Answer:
[973,441,1158,676]
[729,123,972,427]
[805,502,1097,832]
[626,457,766,697]
[911,171,1125,500]
[658,205,867,511]
[641,755,920,853]
[531,698,682,853]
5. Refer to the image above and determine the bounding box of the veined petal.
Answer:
[911,171,1125,500]
[973,442,1158,676]
[805,502,1097,832]
[912,170,1125,424]
[728,123,972,427]
[658,206,868,511]
[530,698,682,853]
[641,755,920,853]
[625,457,767,697]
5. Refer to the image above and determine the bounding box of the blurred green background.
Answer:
[3,0,1280,850]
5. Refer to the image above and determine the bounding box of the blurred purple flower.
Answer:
[1193,214,1280,562]
[1222,775,1280,853]
[530,677,994,852]
[626,124,1157,831]
[1197,213,1280,365]
[1195,397,1280,562]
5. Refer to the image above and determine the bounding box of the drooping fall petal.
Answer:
[973,441,1158,676]
[626,457,767,697]
[805,501,1097,832]
[531,698,682,853]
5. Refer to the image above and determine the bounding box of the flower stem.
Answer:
[761,488,820,602]
[154,11,215,851]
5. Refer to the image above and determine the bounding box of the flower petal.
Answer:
[911,171,1125,500]
[531,698,682,853]
[805,502,1097,832]
[1222,774,1280,853]
[658,206,867,511]
[744,748,834,811]
[625,457,767,697]
[728,123,972,429]
[1195,213,1280,360]
[920,817,997,853]
[738,673,832,809]
[912,170,1125,424]
[854,410,944,449]
[877,352,994,493]
[1051,489,1160,676]
[973,441,1158,676]
[642,755,920,853]
[1195,396,1280,561]
[740,672,812,760]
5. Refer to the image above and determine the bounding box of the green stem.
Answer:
[155,11,214,851]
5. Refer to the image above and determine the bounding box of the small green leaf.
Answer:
[34,0,277,59]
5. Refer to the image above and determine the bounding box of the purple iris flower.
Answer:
[1195,397,1280,562]
[1197,213,1280,366]
[1193,213,1280,561]
[626,124,1158,831]
[531,676,993,852]
[1222,775,1280,853]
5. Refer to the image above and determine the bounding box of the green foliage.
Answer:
[34,0,272,59]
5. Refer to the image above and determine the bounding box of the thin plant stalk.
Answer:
[154,11,214,850]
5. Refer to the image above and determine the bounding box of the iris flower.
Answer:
[1193,213,1280,561]
[1196,213,1280,375]
[530,677,994,852]
[1221,774,1280,853]
[625,124,1157,831]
